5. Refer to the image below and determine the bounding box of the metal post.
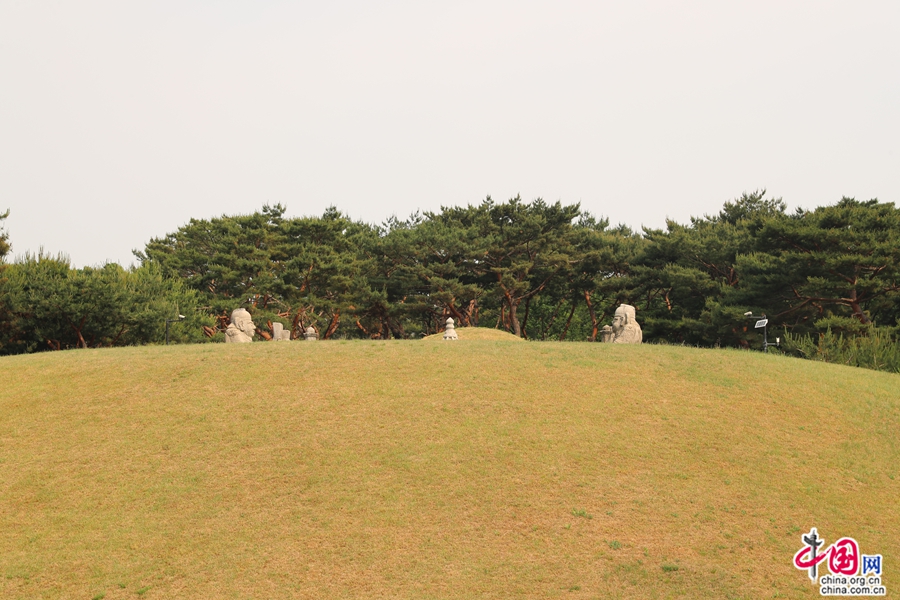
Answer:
[165,315,185,346]
[744,311,777,352]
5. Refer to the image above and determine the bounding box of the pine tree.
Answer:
[739,197,900,335]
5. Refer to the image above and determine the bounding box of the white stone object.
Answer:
[304,326,318,341]
[224,308,256,343]
[608,304,642,344]
[443,317,459,340]
[271,322,291,341]
[599,325,614,343]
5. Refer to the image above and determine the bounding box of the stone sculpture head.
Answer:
[612,304,635,334]
[609,304,642,344]
[224,308,256,343]
[232,308,255,336]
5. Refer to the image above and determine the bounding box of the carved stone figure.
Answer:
[304,326,318,341]
[609,304,642,344]
[599,325,614,343]
[224,308,256,343]
[443,317,458,340]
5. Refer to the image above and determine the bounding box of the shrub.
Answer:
[782,327,900,373]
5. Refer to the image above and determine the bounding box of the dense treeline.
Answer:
[135,198,633,342]
[137,192,900,348]
[0,211,210,354]
[0,256,211,353]
[2,193,899,371]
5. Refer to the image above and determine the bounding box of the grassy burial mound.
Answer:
[422,326,525,342]
[1,339,898,599]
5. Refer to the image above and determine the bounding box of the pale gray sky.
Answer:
[1,1,898,267]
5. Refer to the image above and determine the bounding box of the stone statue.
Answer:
[224,308,256,343]
[304,326,318,341]
[599,325,614,343]
[604,304,642,344]
[443,317,458,340]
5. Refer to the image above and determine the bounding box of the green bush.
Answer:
[783,327,900,373]
[0,253,213,354]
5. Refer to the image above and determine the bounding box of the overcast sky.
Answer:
[1,1,898,267]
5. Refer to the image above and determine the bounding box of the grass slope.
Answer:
[422,327,524,342]
[1,338,898,599]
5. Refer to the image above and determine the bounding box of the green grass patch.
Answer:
[661,564,680,573]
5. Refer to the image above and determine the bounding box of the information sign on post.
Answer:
[755,318,768,329]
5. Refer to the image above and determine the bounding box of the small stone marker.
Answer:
[443,317,458,340]
[271,322,292,341]
[304,326,318,341]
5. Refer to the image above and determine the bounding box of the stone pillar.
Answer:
[443,317,459,340]
[271,322,292,341]
[304,326,318,341]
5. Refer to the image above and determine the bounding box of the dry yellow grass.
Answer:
[0,340,897,599]
[421,326,524,341]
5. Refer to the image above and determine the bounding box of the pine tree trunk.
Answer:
[559,299,577,341]
[324,310,341,339]
[584,291,598,342]
[521,296,532,339]
[509,301,522,337]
